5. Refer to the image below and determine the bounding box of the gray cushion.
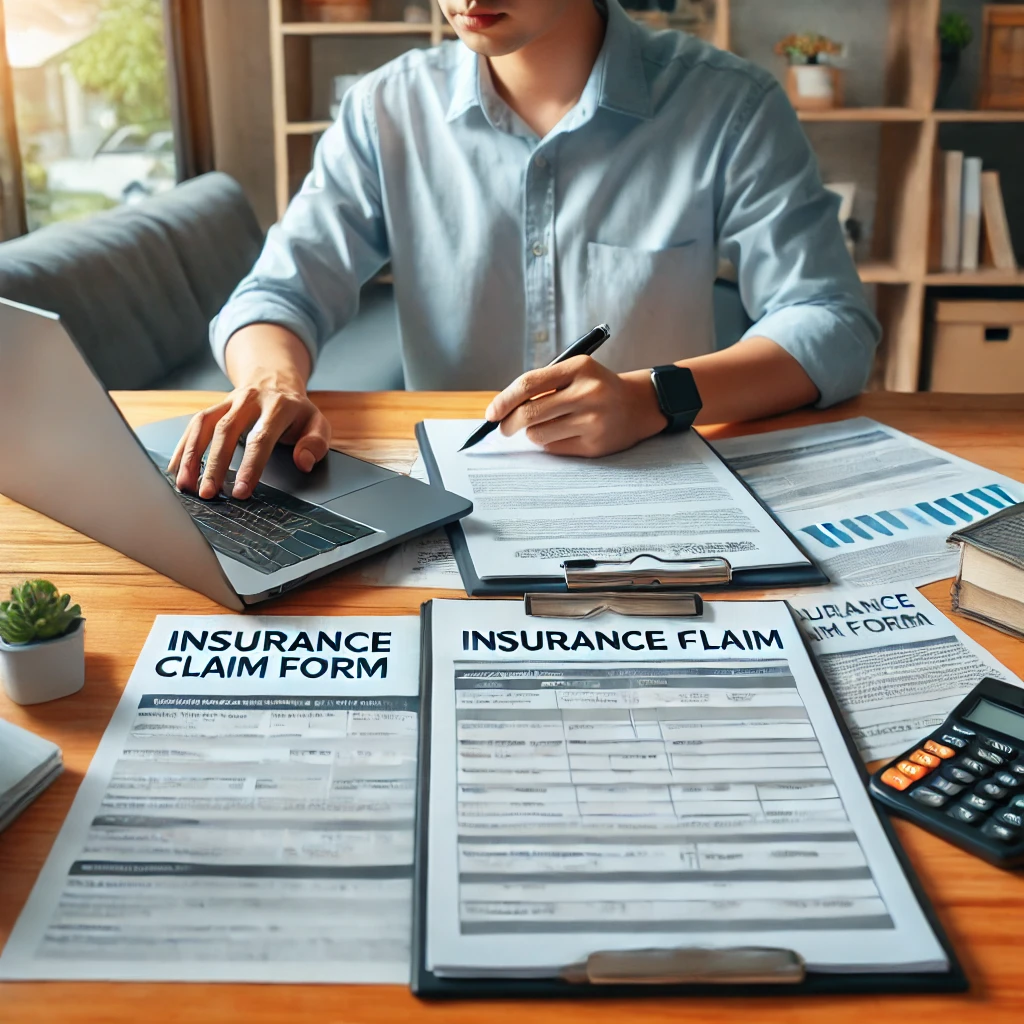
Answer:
[0,172,263,389]
[156,282,406,393]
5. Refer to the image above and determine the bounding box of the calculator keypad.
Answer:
[879,720,1024,849]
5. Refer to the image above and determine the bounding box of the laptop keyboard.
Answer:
[155,459,376,575]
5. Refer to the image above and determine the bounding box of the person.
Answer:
[170,0,880,501]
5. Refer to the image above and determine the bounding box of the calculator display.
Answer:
[964,698,1024,741]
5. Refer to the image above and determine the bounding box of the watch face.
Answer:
[655,367,702,416]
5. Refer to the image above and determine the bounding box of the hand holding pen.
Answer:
[462,323,671,458]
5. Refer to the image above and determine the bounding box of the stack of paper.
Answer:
[420,599,951,981]
[419,420,817,588]
[0,720,62,832]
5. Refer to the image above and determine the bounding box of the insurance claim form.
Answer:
[421,599,949,978]
[715,417,1024,587]
[788,584,1022,762]
[418,421,813,583]
[0,615,419,983]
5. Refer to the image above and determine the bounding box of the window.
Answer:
[3,0,177,231]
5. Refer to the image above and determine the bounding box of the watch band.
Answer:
[650,365,702,434]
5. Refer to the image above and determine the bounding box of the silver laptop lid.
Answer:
[0,297,243,610]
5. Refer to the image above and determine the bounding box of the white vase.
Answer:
[0,619,86,705]
[792,64,835,102]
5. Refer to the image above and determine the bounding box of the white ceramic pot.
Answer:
[0,619,86,705]
[792,64,835,102]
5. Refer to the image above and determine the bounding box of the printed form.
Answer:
[423,599,949,977]
[715,417,1024,587]
[788,585,1022,763]
[420,420,812,582]
[0,615,419,983]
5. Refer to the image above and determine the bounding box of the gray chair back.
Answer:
[0,172,263,389]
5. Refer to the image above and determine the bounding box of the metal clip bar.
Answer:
[559,946,806,986]
[562,555,732,591]
[524,592,703,619]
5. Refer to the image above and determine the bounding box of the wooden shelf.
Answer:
[932,109,1024,122]
[282,20,434,35]
[924,269,1024,285]
[857,262,911,284]
[286,121,332,134]
[797,107,925,122]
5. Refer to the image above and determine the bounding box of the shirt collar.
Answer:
[445,0,651,125]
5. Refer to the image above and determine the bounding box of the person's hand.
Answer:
[167,374,331,499]
[486,356,668,457]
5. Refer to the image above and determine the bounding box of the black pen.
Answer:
[460,323,612,452]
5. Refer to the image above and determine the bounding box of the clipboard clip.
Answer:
[524,592,703,619]
[559,946,806,986]
[562,555,732,591]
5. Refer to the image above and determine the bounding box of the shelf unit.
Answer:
[269,1,450,218]
[268,0,1023,392]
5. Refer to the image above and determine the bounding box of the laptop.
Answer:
[0,297,472,610]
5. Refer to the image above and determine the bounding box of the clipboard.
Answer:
[415,422,828,597]
[411,597,968,1000]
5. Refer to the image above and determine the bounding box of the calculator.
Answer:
[869,677,1024,868]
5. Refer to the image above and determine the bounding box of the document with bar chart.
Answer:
[417,599,949,982]
[715,418,1024,587]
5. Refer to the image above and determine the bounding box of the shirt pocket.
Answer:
[584,240,714,372]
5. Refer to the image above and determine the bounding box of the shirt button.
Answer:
[533,329,549,343]
[534,155,547,169]
[531,242,548,257]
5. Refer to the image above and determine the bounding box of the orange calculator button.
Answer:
[896,759,931,779]
[881,768,913,791]
[923,740,956,759]
[909,749,941,769]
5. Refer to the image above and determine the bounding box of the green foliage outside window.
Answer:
[67,0,170,126]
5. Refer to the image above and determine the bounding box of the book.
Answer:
[941,150,964,272]
[951,502,1024,640]
[981,171,1018,271]
[0,719,62,832]
[960,156,983,272]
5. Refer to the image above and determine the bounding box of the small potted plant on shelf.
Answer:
[0,580,85,706]
[937,12,973,108]
[775,32,845,111]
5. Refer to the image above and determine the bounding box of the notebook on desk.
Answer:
[411,597,965,998]
[416,420,827,596]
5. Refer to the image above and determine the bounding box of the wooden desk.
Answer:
[2,391,1024,1024]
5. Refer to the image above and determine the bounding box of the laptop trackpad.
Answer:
[259,445,395,503]
[133,415,395,503]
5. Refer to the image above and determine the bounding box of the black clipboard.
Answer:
[415,423,828,597]
[411,598,967,999]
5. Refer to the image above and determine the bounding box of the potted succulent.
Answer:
[775,32,845,111]
[937,12,973,108]
[0,580,85,706]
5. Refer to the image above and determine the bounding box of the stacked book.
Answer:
[951,502,1024,639]
[938,150,1018,273]
[0,720,62,832]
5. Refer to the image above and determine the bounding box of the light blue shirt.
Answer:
[213,0,880,406]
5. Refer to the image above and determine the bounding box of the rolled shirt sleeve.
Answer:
[210,79,390,373]
[716,81,882,408]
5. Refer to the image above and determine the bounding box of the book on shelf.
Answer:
[959,156,983,272]
[951,502,1024,640]
[981,170,1019,271]
[940,150,964,272]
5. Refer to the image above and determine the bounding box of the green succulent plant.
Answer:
[939,12,973,50]
[0,580,82,646]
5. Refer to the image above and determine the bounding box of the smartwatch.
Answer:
[650,365,703,434]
